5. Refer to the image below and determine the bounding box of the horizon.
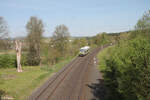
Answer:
[0,0,150,38]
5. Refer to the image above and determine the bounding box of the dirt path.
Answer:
[28,47,105,100]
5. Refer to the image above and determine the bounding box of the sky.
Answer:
[0,0,150,37]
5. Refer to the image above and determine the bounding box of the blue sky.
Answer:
[0,0,150,37]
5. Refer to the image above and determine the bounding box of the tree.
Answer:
[0,17,8,39]
[71,38,88,56]
[0,17,9,50]
[26,16,44,66]
[135,10,150,30]
[94,32,110,46]
[52,24,70,57]
[130,10,150,38]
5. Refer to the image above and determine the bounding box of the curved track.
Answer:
[28,46,108,100]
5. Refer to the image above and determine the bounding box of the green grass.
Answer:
[0,56,73,100]
[97,46,115,71]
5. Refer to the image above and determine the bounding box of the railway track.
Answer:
[28,46,109,100]
[28,57,82,100]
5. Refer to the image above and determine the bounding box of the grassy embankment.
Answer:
[0,56,73,100]
[97,45,115,71]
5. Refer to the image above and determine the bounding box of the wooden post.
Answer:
[15,40,22,72]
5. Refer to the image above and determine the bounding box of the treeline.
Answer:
[0,16,90,67]
[0,14,129,68]
[0,16,108,68]
[100,10,150,100]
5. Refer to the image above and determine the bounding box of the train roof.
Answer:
[80,46,90,50]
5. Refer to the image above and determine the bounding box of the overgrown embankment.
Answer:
[97,37,150,100]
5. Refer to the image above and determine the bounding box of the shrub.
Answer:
[0,54,28,68]
[0,54,16,68]
[21,54,28,66]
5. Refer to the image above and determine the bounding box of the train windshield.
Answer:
[80,49,85,52]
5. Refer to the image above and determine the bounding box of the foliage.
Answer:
[21,54,28,66]
[135,10,150,30]
[97,46,114,71]
[77,38,88,47]
[0,16,10,50]
[41,43,61,65]
[42,24,71,65]
[52,24,70,57]
[0,54,28,68]
[71,38,88,55]
[93,32,111,46]
[131,10,150,38]
[26,16,44,66]
[100,38,150,100]
[0,17,8,39]
[0,54,16,68]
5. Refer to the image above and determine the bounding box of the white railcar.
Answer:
[79,46,90,56]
